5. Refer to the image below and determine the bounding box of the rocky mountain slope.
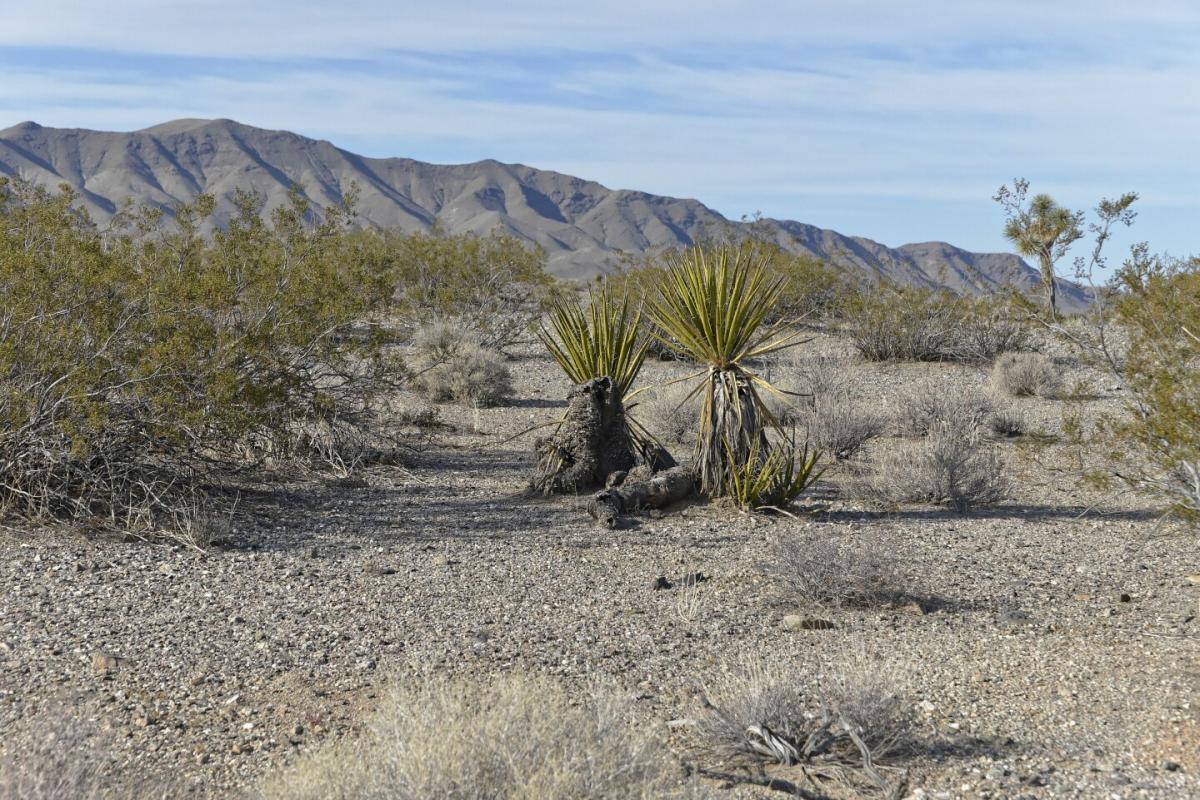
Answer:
[0,118,1085,305]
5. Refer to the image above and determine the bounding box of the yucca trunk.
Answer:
[697,367,767,495]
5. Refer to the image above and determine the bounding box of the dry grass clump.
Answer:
[692,655,913,796]
[764,530,903,607]
[259,675,709,800]
[988,406,1028,438]
[412,321,513,407]
[0,716,171,800]
[866,424,1008,513]
[991,351,1061,397]
[896,386,994,437]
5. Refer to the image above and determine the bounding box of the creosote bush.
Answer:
[764,530,903,607]
[991,351,1060,398]
[0,178,401,536]
[258,675,709,800]
[377,228,558,350]
[1106,254,1200,523]
[845,286,1034,364]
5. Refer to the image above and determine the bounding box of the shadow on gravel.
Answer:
[818,504,1161,524]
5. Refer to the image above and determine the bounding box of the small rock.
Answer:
[1163,760,1182,772]
[1186,574,1200,585]
[1119,592,1131,603]
[679,572,708,587]
[652,576,672,591]
[783,615,836,631]
[91,650,124,676]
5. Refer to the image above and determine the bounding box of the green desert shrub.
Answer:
[845,286,1033,364]
[377,229,558,350]
[0,178,401,536]
[1106,253,1200,523]
[258,675,709,800]
[991,351,1061,397]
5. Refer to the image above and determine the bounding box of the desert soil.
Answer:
[1,332,1197,799]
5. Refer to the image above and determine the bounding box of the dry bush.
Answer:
[764,530,903,607]
[693,655,913,796]
[636,383,701,447]
[794,355,852,401]
[258,675,708,800]
[801,398,888,461]
[412,322,513,407]
[0,715,172,799]
[988,407,1028,438]
[818,651,915,764]
[991,352,1061,397]
[866,424,1008,512]
[896,386,994,437]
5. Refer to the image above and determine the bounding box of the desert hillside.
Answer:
[0,118,1085,307]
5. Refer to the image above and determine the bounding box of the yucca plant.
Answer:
[537,285,649,401]
[726,437,823,511]
[646,245,807,495]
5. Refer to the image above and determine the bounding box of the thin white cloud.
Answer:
[0,1,1196,254]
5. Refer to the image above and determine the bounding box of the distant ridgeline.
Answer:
[0,118,1087,309]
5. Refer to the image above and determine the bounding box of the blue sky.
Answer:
[1,1,1197,261]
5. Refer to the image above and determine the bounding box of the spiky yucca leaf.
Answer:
[537,287,648,400]
[645,246,799,368]
[726,437,823,512]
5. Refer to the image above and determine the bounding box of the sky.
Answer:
[1,1,1197,261]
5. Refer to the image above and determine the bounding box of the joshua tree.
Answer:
[994,179,1084,318]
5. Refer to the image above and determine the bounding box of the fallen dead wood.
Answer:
[588,465,696,528]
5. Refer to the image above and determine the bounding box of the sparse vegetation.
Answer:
[692,655,912,796]
[991,351,1060,397]
[412,323,513,408]
[764,530,904,607]
[801,397,888,461]
[845,285,1033,364]
[258,675,708,800]
[866,423,1008,512]
[896,385,994,437]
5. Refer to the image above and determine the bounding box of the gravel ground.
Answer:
[1,333,1197,799]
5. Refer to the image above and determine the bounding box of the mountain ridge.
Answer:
[0,118,1086,307]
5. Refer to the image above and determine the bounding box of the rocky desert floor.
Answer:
[1,331,1198,799]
